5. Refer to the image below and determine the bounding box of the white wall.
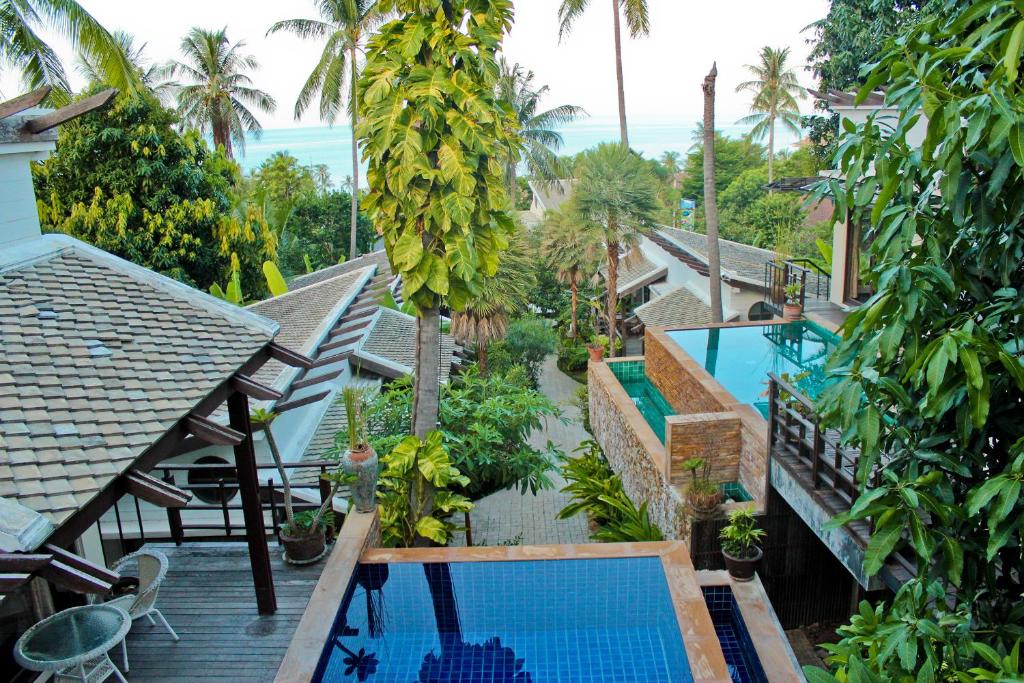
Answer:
[0,149,50,247]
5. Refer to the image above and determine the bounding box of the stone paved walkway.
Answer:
[451,355,591,546]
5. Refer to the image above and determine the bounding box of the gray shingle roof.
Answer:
[246,267,371,389]
[607,254,668,296]
[287,250,392,291]
[0,239,276,525]
[354,308,458,382]
[657,227,775,285]
[528,179,574,213]
[634,287,715,328]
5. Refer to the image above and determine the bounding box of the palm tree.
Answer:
[573,143,658,355]
[539,205,602,339]
[703,63,724,323]
[76,31,176,103]
[450,228,534,373]
[496,58,585,193]
[268,1,392,261]
[0,0,139,99]
[167,27,276,159]
[735,46,806,186]
[558,0,648,148]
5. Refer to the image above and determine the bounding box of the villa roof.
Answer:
[287,250,393,291]
[808,88,886,108]
[767,176,825,193]
[246,267,372,390]
[528,179,575,213]
[657,227,775,286]
[0,236,278,525]
[634,287,715,328]
[604,254,668,296]
[353,308,459,382]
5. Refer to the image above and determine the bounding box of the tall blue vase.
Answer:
[344,446,378,513]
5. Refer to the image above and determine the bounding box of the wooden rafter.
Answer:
[0,574,32,593]
[126,470,192,508]
[290,369,343,391]
[274,391,330,414]
[268,342,315,369]
[185,414,244,446]
[232,374,283,401]
[312,351,353,369]
[0,554,52,573]
[0,86,51,120]
[23,89,117,134]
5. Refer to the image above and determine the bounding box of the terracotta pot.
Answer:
[587,345,605,362]
[349,443,372,463]
[280,526,326,565]
[783,303,803,321]
[687,488,722,519]
[723,546,763,582]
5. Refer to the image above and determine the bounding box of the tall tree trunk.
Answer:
[606,240,620,357]
[569,271,579,339]
[349,45,360,260]
[767,110,775,189]
[702,63,724,323]
[410,299,441,547]
[611,0,629,148]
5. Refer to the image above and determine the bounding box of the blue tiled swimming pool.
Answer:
[702,586,769,683]
[667,322,838,418]
[314,557,694,682]
[609,361,676,443]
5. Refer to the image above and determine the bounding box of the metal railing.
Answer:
[763,260,832,317]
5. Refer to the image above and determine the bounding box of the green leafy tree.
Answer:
[75,30,175,102]
[558,0,648,147]
[574,143,659,354]
[167,27,276,159]
[741,193,806,251]
[539,204,603,338]
[252,152,317,215]
[268,0,392,261]
[811,0,1024,678]
[680,133,766,207]
[33,89,275,293]
[276,190,376,276]
[496,57,584,192]
[736,46,806,186]
[489,317,558,388]
[0,0,139,99]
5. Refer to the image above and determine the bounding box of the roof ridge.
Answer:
[248,265,374,309]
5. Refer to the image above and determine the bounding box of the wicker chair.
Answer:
[107,549,179,671]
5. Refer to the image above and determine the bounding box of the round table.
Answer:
[14,604,131,683]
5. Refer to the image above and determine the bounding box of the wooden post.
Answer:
[227,391,277,615]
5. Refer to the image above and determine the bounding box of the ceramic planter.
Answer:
[687,488,722,520]
[281,526,326,565]
[783,303,803,321]
[722,546,763,582]
[344,445,379,513]
[587,345,605,362]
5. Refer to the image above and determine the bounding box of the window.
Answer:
[748,301,774,321]
[187,456,238,505]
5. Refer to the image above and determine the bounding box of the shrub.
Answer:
[499,317,557,387]
[557,337,589,375]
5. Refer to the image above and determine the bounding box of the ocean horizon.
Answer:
[237,116,804,188]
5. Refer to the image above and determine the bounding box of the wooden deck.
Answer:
[120,542,325,682]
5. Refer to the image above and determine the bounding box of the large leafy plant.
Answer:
[377,431,472,547]
[810,0,1024,678]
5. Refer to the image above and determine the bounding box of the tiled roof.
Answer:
[634,287,715,328]
[0,239,276,525]
[354,308,458,383]
[528,179,575,213]
[606,254,668,296]
[287,250,392,291]
[246,268,371,389]
[292,378,380,487]
[657,227,775,285]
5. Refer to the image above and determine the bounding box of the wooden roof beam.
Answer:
[290,369,343,391]
[126,470,192,508]
[312,350,353,369]
[268,342,315,370]
[274,390,330,414]
[0,86,51,120]
[0,554,52,573]
[38,544,119,594]
[0,574,32,593]
[185,414,244,446]
[23,88,117,134]
[232,374,283,401]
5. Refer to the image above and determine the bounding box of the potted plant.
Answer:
[587,334,608,362]
[337,387,378,513]
[252,408,354,565]
[682,458,722,519]
[719,506,766,581]
[783,282,803,321]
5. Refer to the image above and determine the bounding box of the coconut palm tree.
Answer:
[76,31,176,103]
[268,1,392,261]
[167,27,276,159]
[496,58,585,193]
[736,46,806,186]
[573,143,659,355]
[558,0,648,148]
[703,63,724,323]
[539,205,602,339]
[450,228,534,373]
[0,0,139,99]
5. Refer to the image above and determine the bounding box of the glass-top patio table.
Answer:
[14,604,131,683]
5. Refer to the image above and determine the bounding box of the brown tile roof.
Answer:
[353,308,458,382]
[634,287,715,328]
[246,267,372,389]
[287,250,393,291]
[0,239,276,525]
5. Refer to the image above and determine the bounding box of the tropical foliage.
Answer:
[573,143,659,355]
[488,317,558,388]
[538,205,603,339]
[0,0,139,98]
[75,30,175,102]
[166,27,276,158]
[366,365,562,500]
[810,0,1024,677]
[377,431,473,547]
[33,89,275,294]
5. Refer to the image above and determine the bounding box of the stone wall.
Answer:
[666,412,742,486]
[589,360,687,539]
[645,331,725,415]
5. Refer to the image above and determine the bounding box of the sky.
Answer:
[1,0,830,131]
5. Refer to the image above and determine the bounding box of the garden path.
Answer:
[450,355,591,546]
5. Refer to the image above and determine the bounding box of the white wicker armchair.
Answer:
[107,549,179,671]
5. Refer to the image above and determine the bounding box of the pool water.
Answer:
[702,587,769,683]
[609,361,676,443]
[315,557,694,682]
[667,322,838,418]
[719,482,752,503]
